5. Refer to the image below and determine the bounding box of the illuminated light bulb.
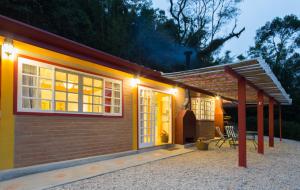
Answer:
[3,38,14,56]
[169,88,178,95]
[130,77,140,87]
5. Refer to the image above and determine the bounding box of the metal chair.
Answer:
[215,126,228,148]
[225,125,239,148]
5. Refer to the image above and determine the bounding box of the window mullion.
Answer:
[78,75,83,113]
[52,67,55,112]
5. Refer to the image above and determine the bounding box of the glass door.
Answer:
[138,86,157,148]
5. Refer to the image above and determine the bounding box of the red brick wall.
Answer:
[196,120,215,140]
[14,82,133,168]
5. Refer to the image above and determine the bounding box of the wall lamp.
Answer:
[169,87,178,95]
[130,76,141,87]
[2,38,14,56]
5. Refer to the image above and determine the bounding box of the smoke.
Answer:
[134,19,196,72]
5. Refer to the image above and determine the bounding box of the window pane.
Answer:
[105,98,111,105]
[105,105,111,113]
[68,74,78,84]
[68,103,78,112]
[113,83,120,90]
[68,84,78,93]
[55,91,66,101]
[93,96,102,105]
[39,67,52,78]
[55,101,65,111]
[23,64,37,75]
[83,95,92,104]
[114,99,120,106]
[113,106,120,113]
[41,100,51,110]
[105,90,112,97]
[22,98,39,109]
[94,79,103,88]
[55,81,66,91]
[93,88,102,96]
[83,104,93,112]
[40,79,52,89]
[56,71,66,81]
[22,75,37,86]
[114,91,120,98]
[83,77,93,86]
[105,81,112,89]
[93,105,103,113]
[83,86,92,95]
[40,89,52,100]
[22,87,38,98]
[68,93,78,102]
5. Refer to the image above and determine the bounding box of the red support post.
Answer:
[257,90,264,154]
[279,105,282,142]
[238,78,247,167]
[269,97,274,147]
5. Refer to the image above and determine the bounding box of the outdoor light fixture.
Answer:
[130,76,140,87]
[2,38,14,56]
[169,87,178,95]
[215,95,220,100]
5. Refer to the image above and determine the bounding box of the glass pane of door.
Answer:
[138,87,156,148]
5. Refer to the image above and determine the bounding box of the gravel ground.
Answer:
[50,138,300,190]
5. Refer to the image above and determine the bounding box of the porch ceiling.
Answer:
[163,59,292,105]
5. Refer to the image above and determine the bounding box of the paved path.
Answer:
[0,147,194,190]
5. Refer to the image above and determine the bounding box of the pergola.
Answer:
[163,58,292,167]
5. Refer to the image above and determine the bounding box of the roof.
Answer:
[163,59,292,105]
[0,15,292,105]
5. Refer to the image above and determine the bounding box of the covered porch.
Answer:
[163,58,292,167]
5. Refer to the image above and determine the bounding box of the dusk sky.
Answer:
[152,0,300,58]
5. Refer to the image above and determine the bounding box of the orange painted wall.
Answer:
[214,98,224,136]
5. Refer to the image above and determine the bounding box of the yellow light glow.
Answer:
[130,77,140,87]
[215,95,220,100]
[2,38,14,56]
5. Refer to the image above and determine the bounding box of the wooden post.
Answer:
[257,90,264,154]
[238,78,247,167]
[279,105,282,142]
[269,97,274,147]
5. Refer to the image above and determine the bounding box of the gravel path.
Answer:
[50,138,300,190]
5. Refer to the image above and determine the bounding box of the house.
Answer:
[0,14,292,174]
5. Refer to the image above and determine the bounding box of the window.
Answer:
[191,98,215,120]
[21,62,53,111]
[18,57,122,116]
[104,81,121,114]
[83,76,103,113]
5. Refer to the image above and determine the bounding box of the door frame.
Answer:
[137,85,173,149]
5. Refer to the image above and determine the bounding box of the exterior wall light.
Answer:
[215,95,220,100]
[169,87,178,95]
[130,77,140,87]
[2,38,14,56]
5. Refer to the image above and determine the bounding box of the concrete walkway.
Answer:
[0,147,194,190]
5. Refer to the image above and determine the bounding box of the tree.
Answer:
[169,0,245,67]
[248,14,300,137]
[248,15,300,94]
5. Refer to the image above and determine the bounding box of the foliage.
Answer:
[0,0,244,71]
[248,15,300,94]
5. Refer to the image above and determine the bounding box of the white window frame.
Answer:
[17,57,123,116]
[191,97,215,121]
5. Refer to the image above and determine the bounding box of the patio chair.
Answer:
[225,125,238,148]
[215,126,228,148]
